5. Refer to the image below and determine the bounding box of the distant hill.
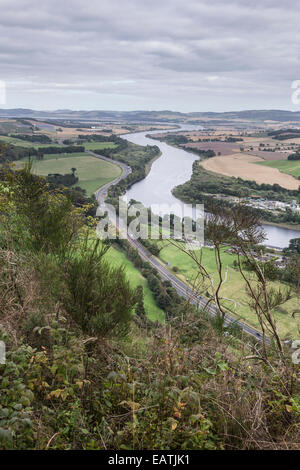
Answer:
[190,109,300,122]
[1,108,300,123]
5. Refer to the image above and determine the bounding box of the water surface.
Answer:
[123,126,300,248]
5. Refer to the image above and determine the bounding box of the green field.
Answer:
[258,159,300,177]
[0,135,61,148]
[156,241,299,338]
[0,122,30,134]
[82,141,117,151]
[15,153,122,195]
[104,246,164,322]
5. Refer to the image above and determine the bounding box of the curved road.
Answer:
[89,150,132,200]
[92,149,265,342]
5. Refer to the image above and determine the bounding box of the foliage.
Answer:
[9,134,52,144]
[173,160,300,225]
[0,150,299,450]
[115,239,184,317]
[288,153,300,161]
[283,238,300,256]
[62,236,137,338]
[2,165,85,255]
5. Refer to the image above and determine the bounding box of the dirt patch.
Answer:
[200,153,300,190]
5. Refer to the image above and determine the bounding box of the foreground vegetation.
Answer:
[0,154,299,450]
[104,244,164,322]
[155,241,299,339]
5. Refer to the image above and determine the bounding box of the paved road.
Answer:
[87,150,132,201]
[128,236,265,339]
[92,151,265,342]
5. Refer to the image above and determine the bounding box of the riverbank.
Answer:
[145,150,162,176]
[94,126,299,342]
[200,152,300,190]
[123,126,300,248]
[262,220,300,232]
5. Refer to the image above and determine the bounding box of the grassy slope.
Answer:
[9,137,164,321]
[17,150,163,321]
[157,242,299,338]
[15,153,122,196]
[0,135,62,148]
[82,142,117,151]
[104,246,164,322]
[258,159,300,178]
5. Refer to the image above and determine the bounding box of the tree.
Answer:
[4,164,84,256]
[170,203,237,328]
[229,205,288,358]
[63,236,138,338]
[170,203,288,358]
[283,238,300,256]
[135,285,146,318]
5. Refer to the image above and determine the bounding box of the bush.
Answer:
[3,165,85,255]
[62,238,138,338]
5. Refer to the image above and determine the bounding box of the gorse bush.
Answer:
[2,164,84,255]
[62,236,137,338]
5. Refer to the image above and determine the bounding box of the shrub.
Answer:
[62,238,138,338]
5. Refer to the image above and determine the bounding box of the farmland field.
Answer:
[0,120,31,134]
[257,159,300,178]
[0,135,61,148]
[82,141,117,151]
[156,241,299,338]
[246,150,287,161]
[182,141,240,155]
[15,153,122,195]
[200,153,300,190]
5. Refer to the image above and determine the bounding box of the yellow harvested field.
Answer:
[200,153,300,190]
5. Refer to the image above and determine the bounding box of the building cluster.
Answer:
[226,247,286,268]
[215,194,300,214]
[245,197,300,213]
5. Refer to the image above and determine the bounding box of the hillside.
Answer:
[2,108,300,123]
[0,158,299,450]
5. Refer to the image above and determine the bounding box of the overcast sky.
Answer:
[0,0,300,112]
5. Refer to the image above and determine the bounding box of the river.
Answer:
[123,125,300,248]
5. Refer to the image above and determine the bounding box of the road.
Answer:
[87,150,132,201]
[92,150,265,342]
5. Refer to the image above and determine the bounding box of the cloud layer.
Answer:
[0,0,299,111]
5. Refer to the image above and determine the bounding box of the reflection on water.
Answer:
[125,125,201,219]
[261,224,300,248]
[123,126,300,248]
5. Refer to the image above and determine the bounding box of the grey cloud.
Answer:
[0,0,299,111]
